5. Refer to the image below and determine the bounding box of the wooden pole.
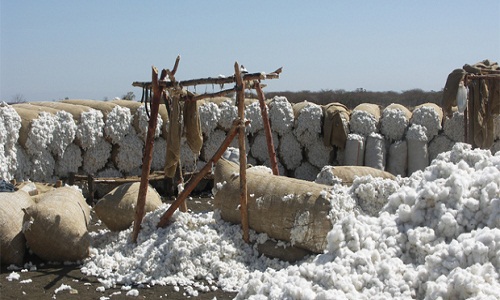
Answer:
[234,62,249,243]
[157,119,247,228]
[132,66,162,243]
[254,81,279,176]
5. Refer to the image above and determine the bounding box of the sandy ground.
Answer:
[1,194,238,300]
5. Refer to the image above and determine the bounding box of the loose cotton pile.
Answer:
[81,143,500,299]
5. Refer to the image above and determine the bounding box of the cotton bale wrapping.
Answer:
[315,165,395,186]
[349,103,381,136]
[322,102,350,149]
[94,182,162,231]
[0,190,34,265]
[22,187,91,262]
[410,102,443,141]
[380,103,412,141]
[213,158,339,253]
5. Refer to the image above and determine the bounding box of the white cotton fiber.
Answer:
[29,148,55,182]
[0,103,22,150]
[201,129,226,162]
[349,110,378,136]
[218,100,238,131]
[344,134,365,166]
[55,143,82,177]
[381,106,409,141]
[25,111,56,156]
[151,137,167,171]
[250,130,279,162]
[278,131,302,171]
[199,101,220,136]
[364,133,386,170]
[387,140,407,177]
[50,111,77,158]
[181,137,199,173]
[305,137,332,168]
[262,157,285,176]
[443,111,465,142]
[406,124,429,174]
[411,105,442,140]
[314,166,343,185]
[294,102,323,146]
[222,147,240,165]
[14,144,31,181]
[352,176,400,216]
[77,109,104,150]
[135,105,162,142]
[268,96,294,136]
[294,161,320,181]
[245,101,264,135]
[104,105,133,144]
[83,137,112,174]
[115,134,144,174]
[429,134,455,162]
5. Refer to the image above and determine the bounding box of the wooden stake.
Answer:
[157,119,246,228]
[132,66,162,243]
[234,62,249,243]
[255,81,279,176]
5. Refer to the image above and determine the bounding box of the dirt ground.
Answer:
[1,193,238,300]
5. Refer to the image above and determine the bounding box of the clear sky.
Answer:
[1,1,499,102]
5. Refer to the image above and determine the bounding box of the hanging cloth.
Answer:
[164,97,182,178]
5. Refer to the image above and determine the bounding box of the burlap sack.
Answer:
[165,97,181,177]
[12,106,43,148]
[183,100,203,155]
[214,158,336,253]
[13,103,61,115]
[323,166,395,186]
[0,190,34,265]
[344,134,365,166]
[23,187,90,262]
[353,103,381,121]
[322,102,350,149]
[387,140,408,177]
[32,101,91,122]
[413,103,444,126]
[62,99,117,121]
[385,103,412,120]
[94,182,162,231]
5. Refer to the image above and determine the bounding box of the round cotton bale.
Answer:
[364,133,386,170]
[62,99,116,122]
[113,134,144,174]
[293,102,323,147]
[443,111,465,142]
[218,100,238,131]
[279,131,303,171]
[349,103,381,136]
[380,103,412,141]
[94,182,162,232]
[305,137,332,169]
[410,103,443,140]
[103,105,133,144]
[198,101,221,136]
[387,140,408,177]
[344,134,365,166]
[29,148,55,182]
[322,102,350,149]
[406,124,429,174]
[268,96,294,136]
[0,103,22,150]
[294,161,320,181]
[23,187,90,262]
[55,143,82,178]
[12,106,56,156]
[245,101,264,135]
[213,158,340,253]
[250,130,279,162]
[83,137,112,174]
[315,165,395,186]
[112,100,168,138]
[0,190,34,266]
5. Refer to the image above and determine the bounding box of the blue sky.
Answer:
[1,1,499,102]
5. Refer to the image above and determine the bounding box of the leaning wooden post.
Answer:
[132,66,162,243]
[234,62,249,243]
[157,119,246,228]
[254,81,279,176]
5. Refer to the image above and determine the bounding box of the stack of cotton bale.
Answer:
[0,102,22,181]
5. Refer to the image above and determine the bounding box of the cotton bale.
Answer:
[429,134,455,162]
[315,165,395,186]
[406,124,429,174]
[13,144,31,181]
[112,99,169,139]
[151,137,167,171]
[55,143,82,178]
[94,182,162,231]
[12,106,56,156]
[364,133,386,170]
[0,102,22,150]
[305,136,332,169]
[23,186,91,262]
[293,101,323,147]
[245,101,264,135]
[344,133,365,166]
[294,161,320,181]
[218,99,238,131]
[214,158,343,253]
[410,103,443,140]
[349,103,381,136]
[443,111,465,142]
[83,137,112,174]
[0,190,34,265]
[103,105,133,144]
[29,148,56,182]
[387,140,408,176]
[380,103,412,141]
[113,133,144,174]
[268,96,294,136]
[198,101,220,136]
[279,131,303,171]
[250,130,279,162]
[322,102,350,149]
